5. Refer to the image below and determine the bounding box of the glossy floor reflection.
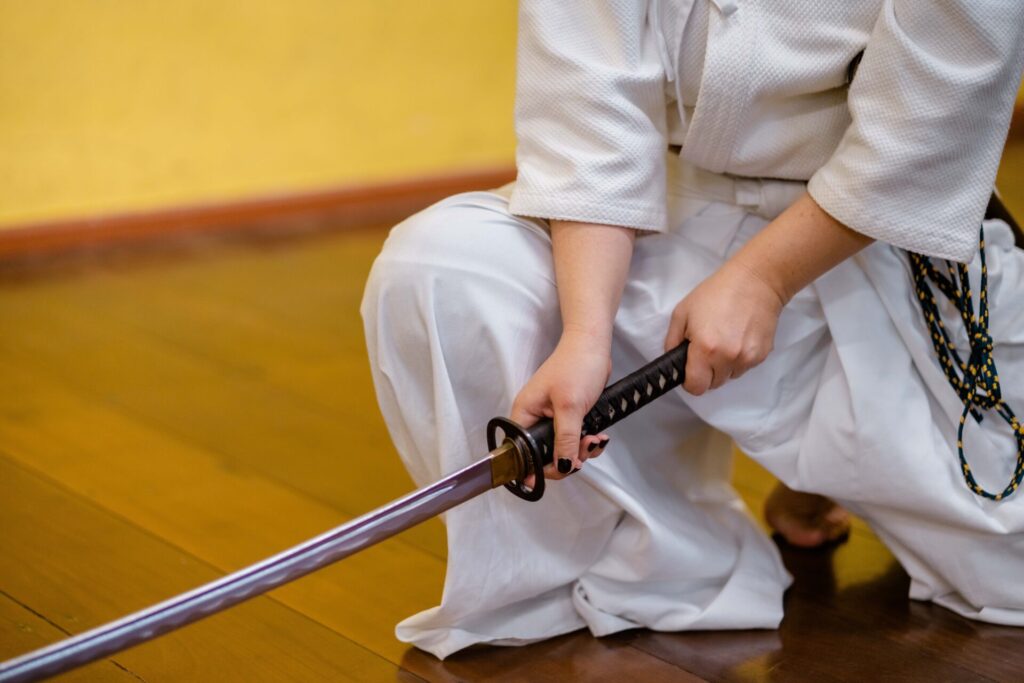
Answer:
[1,140,1023,681]
[407,535,1024,682]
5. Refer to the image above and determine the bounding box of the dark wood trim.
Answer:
[2,100,1020,260]
[1010,102,1024,142]
[0,165,517,258]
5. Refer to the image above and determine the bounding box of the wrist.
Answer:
[727,192,873,306]
[559,322,613,356]
[726,254,790,310]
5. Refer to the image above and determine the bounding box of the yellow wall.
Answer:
[1,3,1021,231]
[0,1,517,228]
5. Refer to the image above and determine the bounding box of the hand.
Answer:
[664,259,785,395]
[511,333,612,484]
[663,192,872,395]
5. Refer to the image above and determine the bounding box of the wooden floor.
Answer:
[3,147,1024,682]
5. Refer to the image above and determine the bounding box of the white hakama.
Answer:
[361,158,1024,658]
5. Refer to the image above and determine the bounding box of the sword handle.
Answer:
[491,341,689,501]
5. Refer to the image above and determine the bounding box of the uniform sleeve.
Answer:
[807,1,1024,262]
[509,0,670,232]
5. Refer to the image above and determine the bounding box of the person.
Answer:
[361,0,1024,659]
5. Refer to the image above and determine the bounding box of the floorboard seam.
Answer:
[623,639,711,683]
[0,589,149,682]
[0,352,447,563]
[1,588,68,636]
[0,453,426,673]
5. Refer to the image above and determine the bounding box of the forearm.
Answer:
[550,220,636,351]
[728,192,874,305]
[666,192,874,395]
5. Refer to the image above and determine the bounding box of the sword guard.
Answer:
[490,341,690,503]
[487,416,553,501]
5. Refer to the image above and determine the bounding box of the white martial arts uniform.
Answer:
[361,0,1024,659]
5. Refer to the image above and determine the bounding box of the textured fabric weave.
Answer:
[363,158,1024,658]
[510,0,1024,261]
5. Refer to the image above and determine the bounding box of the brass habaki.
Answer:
[488,441,523,488]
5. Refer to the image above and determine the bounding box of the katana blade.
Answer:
[0,450,510,683]
[0,342,688,682]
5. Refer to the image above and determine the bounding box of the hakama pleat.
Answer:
[361,165,1024,658]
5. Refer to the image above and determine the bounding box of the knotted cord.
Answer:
[909,227,1024,500]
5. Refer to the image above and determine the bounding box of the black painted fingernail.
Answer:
[587,441,599,453]
[600,437,610,448]
[557,458,573,474]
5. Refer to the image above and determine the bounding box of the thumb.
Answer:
[552,396,586,468]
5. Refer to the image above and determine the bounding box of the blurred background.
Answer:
[0,0,516,236]
[1,3,1023,682]
[0,1,1021,239]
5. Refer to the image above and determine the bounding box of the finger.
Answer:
[577,434,599,463]
[549,435,611,483]
[545,435,582,482]
[551,397,587,471]
[683,346,714,395]
[526,454,569,487]
[580,434,610,462]
[543,419,584,482]
[543,457,574,482]
[709,360,733,389]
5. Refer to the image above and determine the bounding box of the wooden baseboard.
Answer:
[0,165,517,259]
[2,100,1021,261]
[1012,103,1024,142]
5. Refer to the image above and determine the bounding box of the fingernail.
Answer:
[570,467,580,474]
[557,458,573,474]
[599,437,610,448]
[587,442,599,453]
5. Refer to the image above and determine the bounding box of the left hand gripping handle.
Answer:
[488,341,689,501]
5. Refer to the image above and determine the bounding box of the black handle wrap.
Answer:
[491,341,689,501]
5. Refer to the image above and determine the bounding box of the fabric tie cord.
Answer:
[909,226,1024,501]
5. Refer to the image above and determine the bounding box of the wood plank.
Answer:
[0,593,138,682]
[693,458,1024,680]
[2,139,1023,681]
[401,631,708,683]
[0,237,721,680]
[48,230,388,429]
[778,544,1024,683]
[627,524,1024,682]
[0,253,447,560]
[0,359,447,665]
[0,457,421,681]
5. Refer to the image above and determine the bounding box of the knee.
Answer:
[363,192,552,314]
[377,192,536,273]
[362,192,557,362]
[364,195,483,314]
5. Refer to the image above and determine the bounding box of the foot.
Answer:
[764,482,851,548]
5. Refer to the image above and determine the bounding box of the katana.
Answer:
[0,342,690,682]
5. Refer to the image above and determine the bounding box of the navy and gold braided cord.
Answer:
[909,226,1024,501]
